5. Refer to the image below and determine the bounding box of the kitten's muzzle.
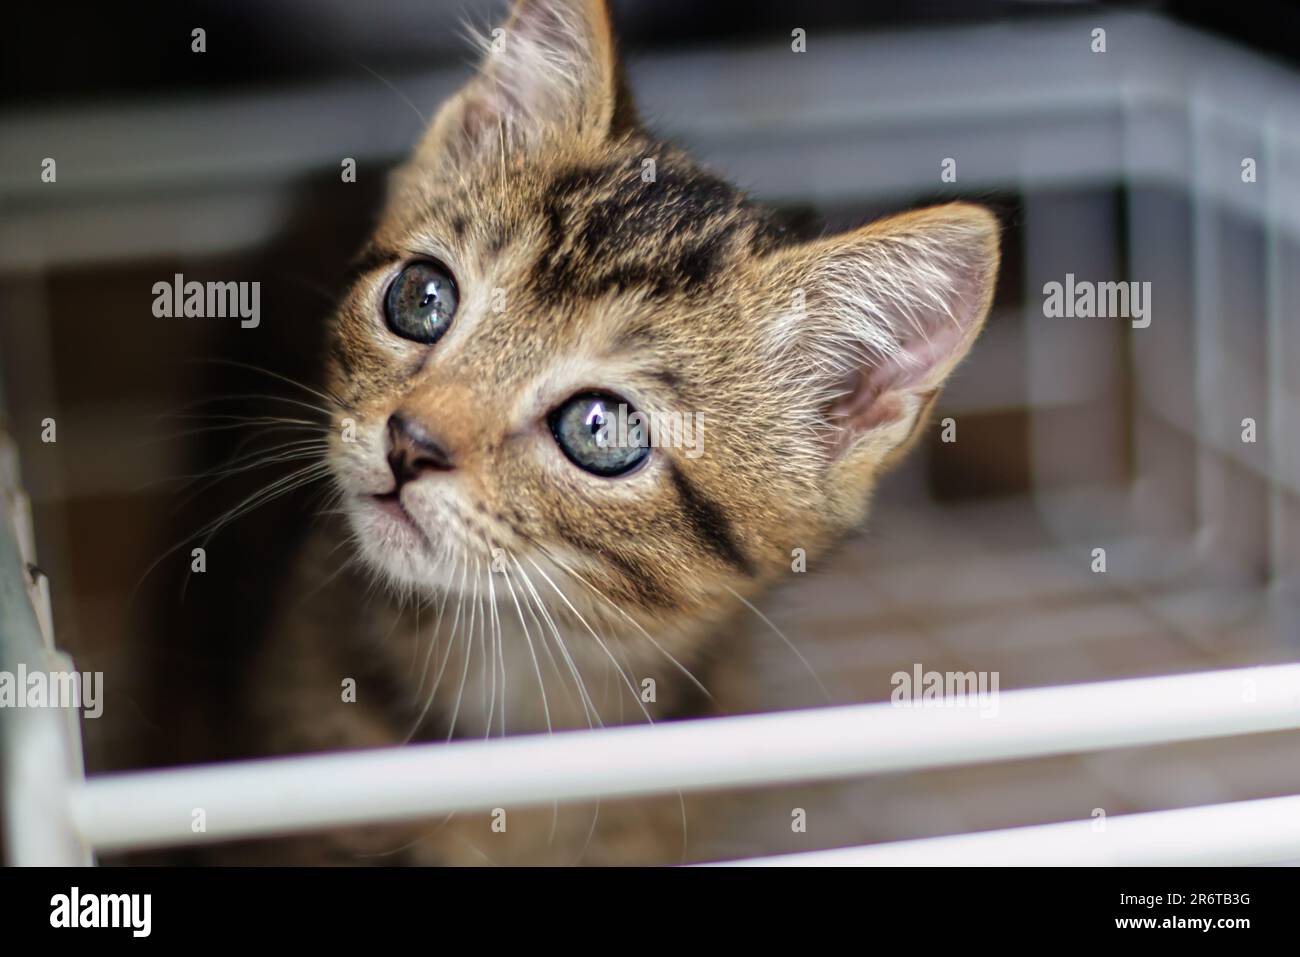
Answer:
[386,412,454,486]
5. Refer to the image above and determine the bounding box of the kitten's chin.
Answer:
[345,495,458,593]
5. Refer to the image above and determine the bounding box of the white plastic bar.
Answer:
[722,793,1300,867]
[0,434,91,865]
[71,663,1300,853]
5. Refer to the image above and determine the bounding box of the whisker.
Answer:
[524,556,653,727]
[132,459,330,600]
[724,585,832,703]
[538,551,699,864]
[445,556,476,743]
[492,562,507,738]
[479,557,502,740]
[501,559,552,734]
[351,56,428,126]
[182,357,344,410]
[411,544,456,707]
[510,555,600,729]
[172,442,328,506]
[539,547,713,703]
[409,549,466,741]
[145,416,329,446]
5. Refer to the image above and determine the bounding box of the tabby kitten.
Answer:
[240,0,999,865]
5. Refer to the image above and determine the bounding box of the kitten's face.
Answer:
[324,0,999,632]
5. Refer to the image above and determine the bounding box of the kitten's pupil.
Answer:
[585,402,608,443]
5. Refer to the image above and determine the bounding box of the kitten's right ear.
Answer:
[416,0,636,165]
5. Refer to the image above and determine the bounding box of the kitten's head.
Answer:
[326,0,999,634]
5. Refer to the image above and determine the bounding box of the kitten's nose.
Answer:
[386,412,454,485]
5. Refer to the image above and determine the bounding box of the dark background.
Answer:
[5,2,1300,106]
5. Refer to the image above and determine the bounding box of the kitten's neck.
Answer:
[260,520,743,759]
[376,592,719,738]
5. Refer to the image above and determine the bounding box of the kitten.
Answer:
[236,0,999,865]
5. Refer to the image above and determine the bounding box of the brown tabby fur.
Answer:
[228,0,1000,865]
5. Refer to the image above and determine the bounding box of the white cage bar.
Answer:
[0,432,91,865]
[66,663,1300,857]
[726,793,1300,867]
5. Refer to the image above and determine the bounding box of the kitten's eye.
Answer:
[384,260,458,344]
[549,392,650,477]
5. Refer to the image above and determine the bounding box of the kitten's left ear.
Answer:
[418,0,636,164]
[761,203,1000,463]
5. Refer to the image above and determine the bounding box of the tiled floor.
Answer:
[698,491,1300,862]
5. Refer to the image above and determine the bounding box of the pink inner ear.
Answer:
[828,373,904,433]
[794,204,998,446]
[828,319,968,434]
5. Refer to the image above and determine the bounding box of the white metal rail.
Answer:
[0,432,91,865]
[68,663,1300,858]
[726,793,1300,867]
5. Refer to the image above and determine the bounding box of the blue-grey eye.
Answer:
[385,260,458,344]
[549,392,650,477]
